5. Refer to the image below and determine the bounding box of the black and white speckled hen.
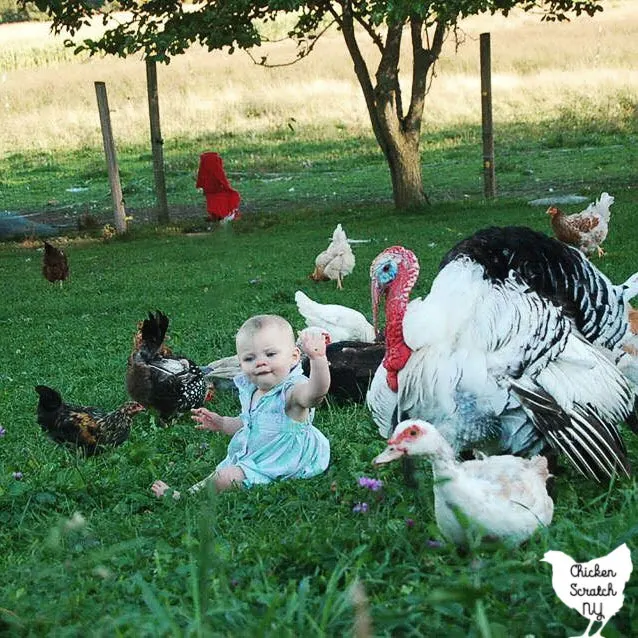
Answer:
[126,311,211,422]
[35,385,144,455]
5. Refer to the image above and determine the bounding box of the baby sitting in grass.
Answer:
[152,314,330,498]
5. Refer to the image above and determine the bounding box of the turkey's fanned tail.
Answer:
[508,377,631,482]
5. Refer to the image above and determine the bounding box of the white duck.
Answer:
[373,419,554,547]
[295,290,376,343]
[310,223,355,289]
[366,226,638,482]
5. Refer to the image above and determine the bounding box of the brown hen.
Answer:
[42,241,69,285]
[35,385,144,455]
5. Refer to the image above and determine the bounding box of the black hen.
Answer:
[126,311,211,422]
[35,385,144,455]
[42,241,69,285]
[302,340,385,403]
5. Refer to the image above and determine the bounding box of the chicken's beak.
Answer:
[373,445,405,465]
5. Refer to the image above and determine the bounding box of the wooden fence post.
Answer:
[480,33,496,199]
[94,81,127,233]
[146,59,170,223]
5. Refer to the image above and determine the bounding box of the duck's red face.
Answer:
[372,421,426,465]
[372,421,428,465]
[389,422,425,446]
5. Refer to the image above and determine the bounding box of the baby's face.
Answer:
[236,324,300,391]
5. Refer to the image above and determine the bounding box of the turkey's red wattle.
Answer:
[379,252,419,392]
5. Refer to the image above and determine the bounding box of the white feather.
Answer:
[378,257,634,469]
[294,290,375,342]
[366,364,396,438]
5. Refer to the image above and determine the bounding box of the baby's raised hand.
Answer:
[299,328,328,359]
[191,407,224,432]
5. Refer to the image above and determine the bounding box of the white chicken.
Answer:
[310,223,355,289]
[541,543,632,638]
[373,419,554,547]
[366,227,638,483]
[294,290,376,343]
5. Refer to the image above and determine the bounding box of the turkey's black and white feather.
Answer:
[368,230,637,482]
[441,226,638,354]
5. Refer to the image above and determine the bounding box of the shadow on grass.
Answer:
[1,113,636,234]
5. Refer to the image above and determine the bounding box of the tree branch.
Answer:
[375,21,403,124]
[352,11,384,53]
[406,18,446,134]
[245,18,336,68]
[331,2,387,155]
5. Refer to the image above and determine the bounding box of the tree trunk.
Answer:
[335,7,444,210]
[384,133,427,209]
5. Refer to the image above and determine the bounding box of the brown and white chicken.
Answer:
[310,223,355,289]
[547,192,614,257]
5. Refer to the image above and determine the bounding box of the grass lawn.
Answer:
[0,194,637,636]
[1,4,638,635]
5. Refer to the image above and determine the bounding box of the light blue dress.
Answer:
[215,364,330,487]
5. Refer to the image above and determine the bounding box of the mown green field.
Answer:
[1,3,638,636]
[1,199,637,636]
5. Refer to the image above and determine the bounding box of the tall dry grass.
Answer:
[0,1,637,154]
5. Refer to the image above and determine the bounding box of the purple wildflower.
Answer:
[405,518,415,528]
[426,539,444,549]
[0,426,5,437]
[352,502,369,514]
[12,471,23,480]
[358,476,383,492]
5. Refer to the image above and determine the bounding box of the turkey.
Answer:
[440,226,638,355]
[367,227,638,482]
[126,311,211,422]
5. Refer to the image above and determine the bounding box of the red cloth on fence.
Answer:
[196,152,241,220]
